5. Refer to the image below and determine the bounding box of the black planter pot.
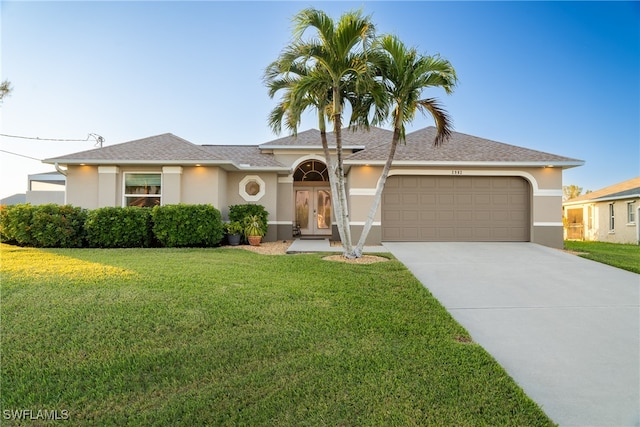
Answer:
[227,233,241,246]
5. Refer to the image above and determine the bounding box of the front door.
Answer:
[295,188,332,236]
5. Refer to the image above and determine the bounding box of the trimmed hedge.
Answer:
[0,204,36,246]
[151,204,224,247]
[85,206,153,248]
[228,204,269,237]
[1,203,225,249]
[0,204,87,248]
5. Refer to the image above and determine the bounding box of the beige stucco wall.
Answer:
[65,165,230,212]
[226,171,280,241]
[66,165,99,208]
[182,166,227,214]
[595,199,639,244]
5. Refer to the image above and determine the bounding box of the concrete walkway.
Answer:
[383,242,639,427]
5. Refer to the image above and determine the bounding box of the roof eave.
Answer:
[44,159,290,172]
[589,193,640,203]
[260,145,366,150]
[344,160,585,168]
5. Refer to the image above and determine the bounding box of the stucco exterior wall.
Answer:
[25,191,65,206]
[594,199,639,244]
[182,166,227,213]
[226,171,279,241]
[66,165,99,208]
[276,176,294,240]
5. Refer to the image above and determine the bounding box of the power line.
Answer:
[0,133,104,147]
[0,149,41,161]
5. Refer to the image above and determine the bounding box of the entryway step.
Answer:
[286,238,332,254]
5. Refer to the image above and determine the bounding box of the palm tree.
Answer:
[265,8,380,257]
[352,35,457,257]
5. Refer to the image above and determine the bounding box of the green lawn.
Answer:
[564,240,640,274]
[1,244,553,426]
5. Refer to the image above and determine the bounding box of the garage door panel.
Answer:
[421,211,436,221]
[438,194,454,205]
[382,176,530,242]
[420,194,437,204]
[492,194,508,205]
[456,194,473,204]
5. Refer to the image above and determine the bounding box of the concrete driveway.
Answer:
[383,242,639,427]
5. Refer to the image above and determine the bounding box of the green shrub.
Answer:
[0,204,37,246]
[30,204,87,248]
[151,204,223,247]
[228,204,268,237]
[85,207,153,248]
[1,204,86,247]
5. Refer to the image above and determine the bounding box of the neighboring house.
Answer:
[563,177,640,244]
[43,126,583,248]
[0,171,65,206]
[26,171,66,205]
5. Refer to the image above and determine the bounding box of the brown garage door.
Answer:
[382,176,530,242]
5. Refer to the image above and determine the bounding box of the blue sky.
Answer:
[1,1,638,199]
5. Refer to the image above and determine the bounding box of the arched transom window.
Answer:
[293,160,329,182]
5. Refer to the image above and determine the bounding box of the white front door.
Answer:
[295,188,332,236]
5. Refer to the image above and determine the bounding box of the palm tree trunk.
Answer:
[352,112,403,257]
[318,110,344,245]
[331,86,353,257]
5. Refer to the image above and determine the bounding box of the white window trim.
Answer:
[239,175,265,202]
[608,203,615,233]
[122,172,163,207]
[627,201,636,225]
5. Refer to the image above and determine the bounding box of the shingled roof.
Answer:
[259,127,393,149]
[564,177,640,205]
[43,127,583,170]
[43,133,288,170]
[346,127,583,167]
[199,145,285,168]
[44,133,221,164]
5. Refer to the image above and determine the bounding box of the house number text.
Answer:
[451,170,463,175]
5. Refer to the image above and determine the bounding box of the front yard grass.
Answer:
[1,244,553,426]
[564,240,640,274]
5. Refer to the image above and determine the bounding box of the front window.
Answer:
[294,160,329,182]
[628,202,636,224]
[609,203,615,231]
[124,173,161,207]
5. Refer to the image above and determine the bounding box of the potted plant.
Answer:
[243,214,265,246]
[224,221,243,246]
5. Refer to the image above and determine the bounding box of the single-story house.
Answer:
[563,177,640,244]
[43,126,583,248]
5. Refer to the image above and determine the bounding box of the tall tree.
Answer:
[563,184,583,201]
[352,35,457,257]
[265,8,380,257]
[0,80,12,102]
